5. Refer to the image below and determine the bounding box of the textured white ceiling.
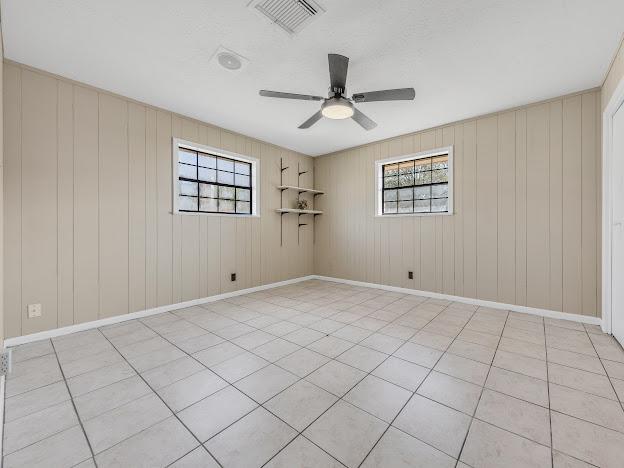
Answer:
[2,0,623,156]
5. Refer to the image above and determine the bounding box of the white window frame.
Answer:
[172,138,260,217]
[375,145,454,217]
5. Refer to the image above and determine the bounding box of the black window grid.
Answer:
[177,149,253,215]
[381,156,449,215]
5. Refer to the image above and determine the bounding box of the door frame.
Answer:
[602,77,624,333]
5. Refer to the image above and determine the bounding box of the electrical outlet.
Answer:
[27,303,42,319]
[231,273,237,282]
[0,349,12,376]
[408,271,413,280]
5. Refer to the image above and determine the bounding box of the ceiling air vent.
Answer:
[249,0,325,36]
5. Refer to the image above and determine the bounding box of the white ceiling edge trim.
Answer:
[316,86,603,159]
[1,59,313,158]
[1,60,604,159]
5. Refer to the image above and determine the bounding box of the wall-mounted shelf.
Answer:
[277,158,324,246]
[276,208,323,215]
[277,185,325,195]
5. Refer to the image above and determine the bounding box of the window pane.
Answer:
[431,198,448,212]
[383,201,397,213]
[199,198,217,212]
[178,163,196,180]
[236,201,251,214]
[179,195,198,211]
[198,167,216,182]
[398,188,413,200]
[384,163,398,177]
[219,186,235,200]
[384,189,398,202]
[432,155,448,170]
[235,162,250,175]
[414,171,432,185]
[398,201,413,213]
[398,172,414,187]
[414,185,431,199]
[236,188,250,201]
[398,161,413,175]
[217,158,234,172]
[235,173,250,187]
[431,169,448,183]
[432,183,448,198]
[178,149,196,165]
[217,170,234,185]
[384,176,398,188]
[414,158,431,172]
[219,199,235,213]
[198,154,216,168]
[199,183,217,198]
[414,199,431,213]
[179,180,198,196]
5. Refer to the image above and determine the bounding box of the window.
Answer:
[173,138,259,216]
[376,146,453,216]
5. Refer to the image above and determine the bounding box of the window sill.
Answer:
[375,212,453,218]
[172,211,260,218]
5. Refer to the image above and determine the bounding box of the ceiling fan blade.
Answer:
[259,90,324,101]
[352,108,377,131]
[352,88,415,103]
[298,110,323,129]
[328,54,349,93]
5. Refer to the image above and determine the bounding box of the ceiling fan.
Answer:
[259,53,415,130]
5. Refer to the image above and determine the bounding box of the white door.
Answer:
[613,102,624,345]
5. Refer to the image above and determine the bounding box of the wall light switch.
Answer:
[27,303,42,318]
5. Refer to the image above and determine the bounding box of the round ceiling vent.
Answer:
[217,52,242,71]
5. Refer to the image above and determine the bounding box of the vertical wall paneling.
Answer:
[21,70,58,334]
[314,90,601,318]
[156,110,173,307]
[98,94,129,319]
[4,64,21,337]
[562,96,583,314]
[128,103,147,313]
[581,93,598,316]
[476,117,498,301]
[462,121,477,299]
[514,109,528,306]
[497,112,516,304]
[3,63,314,338]
[57,81,74,327]
[145,108,158,309]
[525,104,550,309]
[73,86,100,325]
[548,101,563,311]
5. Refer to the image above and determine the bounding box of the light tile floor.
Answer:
[4,279,624,467]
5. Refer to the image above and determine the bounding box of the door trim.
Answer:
[602,78,624,333]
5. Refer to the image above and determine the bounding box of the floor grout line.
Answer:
[4,280,624,467]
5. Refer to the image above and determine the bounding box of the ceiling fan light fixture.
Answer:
[321,98,354,119]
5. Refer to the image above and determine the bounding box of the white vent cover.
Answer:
[249,0,325,36]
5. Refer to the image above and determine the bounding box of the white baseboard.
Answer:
[5,273,603,348]
[312,275,603,326]
[0,375,5,458]
[5,275,316,348]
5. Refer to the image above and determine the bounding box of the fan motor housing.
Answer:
[321,97,354,119]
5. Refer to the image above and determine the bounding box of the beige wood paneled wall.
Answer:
[3,61,314,338]
[314,90,602,317]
